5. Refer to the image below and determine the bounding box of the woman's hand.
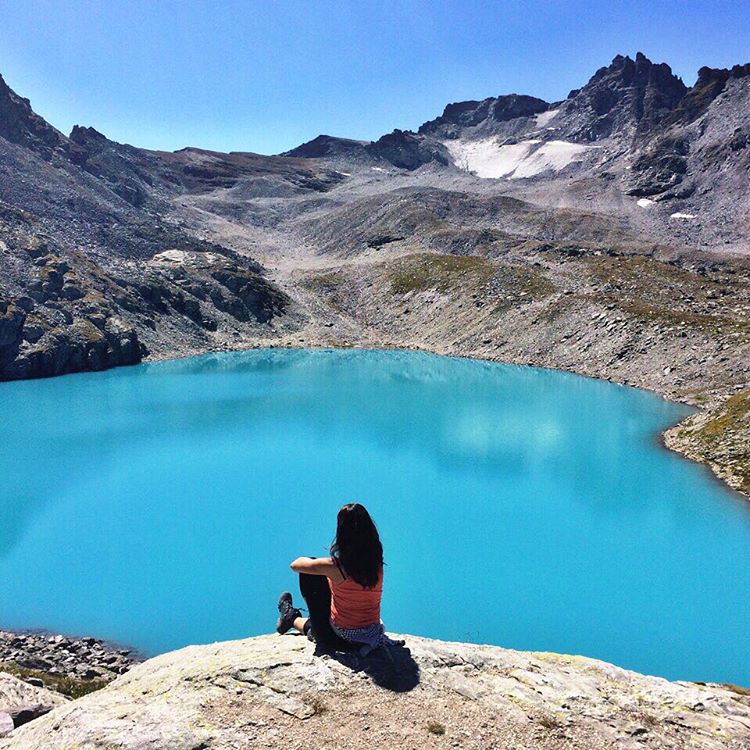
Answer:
[289,556,338,578]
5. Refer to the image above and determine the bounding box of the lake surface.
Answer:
[1,349,749,685]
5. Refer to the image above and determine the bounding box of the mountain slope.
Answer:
[0,76,348,379]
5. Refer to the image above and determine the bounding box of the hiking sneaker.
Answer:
[276,591,302,634]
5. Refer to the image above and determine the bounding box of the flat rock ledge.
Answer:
[1,634,749,750]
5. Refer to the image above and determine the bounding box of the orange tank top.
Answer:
[328,565,383,629]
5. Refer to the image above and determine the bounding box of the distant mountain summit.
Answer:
[557,52,688,141]
[283,134,369,158]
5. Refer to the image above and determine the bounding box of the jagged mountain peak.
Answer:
[584,51,680,83]
[584,52,682,84]
[69,124,109,146]
[558,52,688,141]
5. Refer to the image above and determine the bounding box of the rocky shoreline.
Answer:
[0,629,139,697]
[663,387,750,498]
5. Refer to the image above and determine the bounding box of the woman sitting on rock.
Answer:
[275,502,402,655]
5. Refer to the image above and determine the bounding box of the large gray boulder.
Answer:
[1,634,749,749]
[0,673,67,737]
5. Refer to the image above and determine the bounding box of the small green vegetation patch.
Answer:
[301,270,346,293]
[701,390,750,438]
[584,254,707,291]
[537,713,563,730]
[490,265,556,311]
[694,389,750,494]
[0,662,112,699]
[301,270,349,311]
[388,253,496,295]
[427,721,446,735]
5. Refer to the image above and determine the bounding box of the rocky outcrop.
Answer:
[558,53,688,141]
[0,226,147,380]
[626,134,689,196]
[0,674,67,738]
[283,134,371,159]
[665,388,750,496]
[0,74,76,161]
[366,129,451,171]
[626,58,750,199]
[0,238,295,381]
[0,314,144,380]
[146,248,290,325]
[419,94,549,136]
[1,634,749,749]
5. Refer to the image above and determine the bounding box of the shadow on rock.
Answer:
[323,642,421,693]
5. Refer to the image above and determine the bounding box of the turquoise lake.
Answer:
[1,349,749,685]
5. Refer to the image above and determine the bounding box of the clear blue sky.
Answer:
[1,1,748,155]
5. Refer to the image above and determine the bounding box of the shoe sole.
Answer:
[277,591,295,634]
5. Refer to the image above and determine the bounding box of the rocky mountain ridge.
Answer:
[290,53,749,188]
[0,74,73,160]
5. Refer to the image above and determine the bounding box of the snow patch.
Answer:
[534,109,560,128]
[670,212,697,220]
[444,137,590,179]
[637,198,655,208]
[370,167,386,173]
[513,141,591,178]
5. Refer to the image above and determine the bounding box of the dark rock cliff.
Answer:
[557,52,688,141]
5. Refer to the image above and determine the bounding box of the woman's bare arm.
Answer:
[289,556,340,579]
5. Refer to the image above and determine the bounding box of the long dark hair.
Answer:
[330,503,383,588]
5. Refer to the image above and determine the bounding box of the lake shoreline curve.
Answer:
[139,338,750,503]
